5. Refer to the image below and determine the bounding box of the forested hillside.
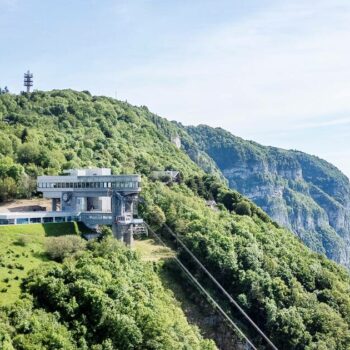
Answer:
[1,90,350,349]
[187,125,350,268]
[0,237,215,349]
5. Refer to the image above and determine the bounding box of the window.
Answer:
[43,217,53,223]
[74,183,78,188]
[17,218,29,224]
[78,182,82,188]
[30,218,41,223]
[55,217,65,223]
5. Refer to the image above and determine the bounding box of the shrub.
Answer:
[45,235,86,262]
[99,225,112,240]
[15,235,31,247]
[235,200,252,216]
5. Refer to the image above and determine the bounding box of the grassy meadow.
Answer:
[0,222,83,305]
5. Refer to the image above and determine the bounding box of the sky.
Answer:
[1,0,350,176]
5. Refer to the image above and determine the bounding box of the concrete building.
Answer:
[0,168,146,245]
[151,170,180,183]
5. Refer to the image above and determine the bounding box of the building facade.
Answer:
[0,169,146,245]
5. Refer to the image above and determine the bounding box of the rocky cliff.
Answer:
[186,125,350,267]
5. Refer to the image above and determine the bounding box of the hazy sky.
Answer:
[1,0,350,176]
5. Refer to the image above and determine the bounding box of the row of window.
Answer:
[37,181,140,190]
[0,216,77,225]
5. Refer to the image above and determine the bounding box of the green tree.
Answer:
[235,200,252,216]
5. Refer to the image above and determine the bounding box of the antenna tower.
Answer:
[24,70,33,93]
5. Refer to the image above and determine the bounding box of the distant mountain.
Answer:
[186,125,350,267]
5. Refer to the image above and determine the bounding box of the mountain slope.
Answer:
[1,90,350,348]
[186,125,350,267]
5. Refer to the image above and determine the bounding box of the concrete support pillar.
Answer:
[52,198,58,211]
[124,225,134,246]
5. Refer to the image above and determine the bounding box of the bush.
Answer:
[235,200,252,216]
[148,205,166,229]
[15,235,31,247]
[99,225,112,240]
[45,235,86,262]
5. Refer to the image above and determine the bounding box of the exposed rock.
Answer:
[187,125,350,268]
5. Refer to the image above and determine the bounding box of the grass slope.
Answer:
[0,222,82,305]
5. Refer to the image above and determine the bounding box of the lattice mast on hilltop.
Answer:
[24,70,33,93]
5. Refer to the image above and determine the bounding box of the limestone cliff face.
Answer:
[186,125,350,267]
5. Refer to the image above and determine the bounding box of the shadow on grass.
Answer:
[32,250,49,261]
[42,221,93,237]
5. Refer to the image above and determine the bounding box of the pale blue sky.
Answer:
[1,0,350,176]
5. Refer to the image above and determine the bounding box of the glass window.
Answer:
[86,182,90,188]
[78,182,82,188]
[17,218,29,224]
[108,182,111,188]
[43,217,53,223]
[82,182,86,188]
[30,217,41,223]
[55,217,65,223]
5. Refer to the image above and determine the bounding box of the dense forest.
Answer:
[0,237,215,349]
[1,90,350,349]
